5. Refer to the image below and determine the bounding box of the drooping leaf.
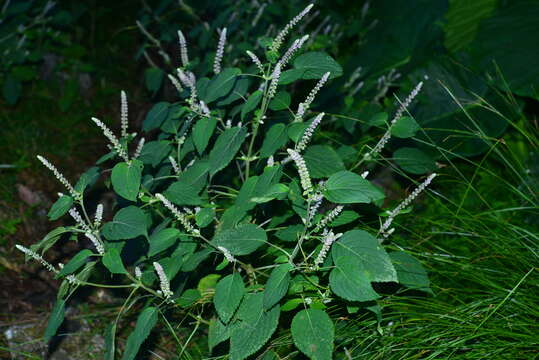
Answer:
[303,145,345,178]
[48,195,73,220]
[74,167,100,193]
[393,147,436,174]
[268,91,291,111]
[263,263,293,309]
[209,317,230,352]
[208,126,247,176]
[259,123,288,158]
[102,248,127,274]
[58,249,93,276]
[193,116,217,154]
[120,307,158,360]
[138,140,171,167]
[195,207,215,228]
[389,251,432,293]
[229,293,280,360]
[331,230,397,283]
[163,181,202,206]
[148,228,180,257]
[329,255,379,302]
[330,210,360,227]
[102,206,148,240]
[111,160,143,201]
[145,67,164,92]
[214,273,245,323]
[212,223,267,256]
[241,90,263,120]
[205,68,241,103]
[176,289,201,307]
[293,52,343,79]
[143,102,170,131]
[291,309,334,360]
[324,171,385,204]
[391,116,420,138]
[44,299,66,342]
[104,323,116,360]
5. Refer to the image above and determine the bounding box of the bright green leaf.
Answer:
[214,273,245,323]
[102,206,148,240]
[48,195,73,221]
[44,299,66,342]
[111,160,143,201]
[391,116,420,138]
[212,223,267,256]
[120,307,158,360]
[208,126,247,176]
[291,309,334,360]
[102,248,127,274]
[193,117,217,154]
[293,52,343,79]
[263,263,293,309]
[259,123,288,158]
[329,256,379,302]
[148,228,180,257]
[324,171,384,204]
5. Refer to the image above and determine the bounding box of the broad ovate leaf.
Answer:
[291,309,334,360]
[111,160,143,201]
[324,171,384,204]
[212,223,267,256]
[214,273,245,323]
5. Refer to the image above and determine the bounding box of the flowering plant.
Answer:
[19,4,436,359]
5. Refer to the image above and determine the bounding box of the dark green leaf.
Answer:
[263,263,293,309]
[102,206,148,240]
[120,307,158,360]
[212,223,267,256]
[293,52,343,79]
[268,91,291,111]
[389,251,432,293]
[3,75,22,105]
[329,256,379,302]
[138,140,171,167]
[102,248,127,274]
[205,68,241,103]
[195,208,215,227]
[58,249,93,276]
[259,123,288,158]
[193,117,217,154]
[111,160,143,201]
[393,147,436,174]
[324,171,385,204]
[304,145,345,178]
[214,273,245,323]
[241,90,263,120]
[48,195,73,221]
[163,181,202,206]
[44,300,66,342]
[291,309,334,360]
[391,116,420,138]
[148,228,180,257]
[143,102,170,131]
[145,67,164,92]
[208,126,247,176]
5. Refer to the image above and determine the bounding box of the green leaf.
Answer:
[217,76,249,106]
[293,52,343,79]
[104,323,116,360]
[259,123,288,158]
[30,227,69,256]
[330,210,360,227]
[198,274,222,295]
[389,251,432,293]
[229,293,280,360]
[145,67,164,92]
[444,0,497,52]
[329,255,379,302]
[176,289,201,307]
[324,171,385,204]
[208,126,247,176]
[304,145,345,178]
[120,307,158,360]
[263,263,293,309]
[251,183,288,203]
[177,161,209,192]
[291,309,334,360]
[212,223,267,256]
[48,195,73,221]
[74,167,100,193]
[102,248,127,274]
[275,225,303,242]
[3,75,22,105]
[138,140,171,167]
[393,147,436,174]
[391,116,420,138]
[143,102,170,131]
[102,206,148,240]
[209,317,230,352]
[58,249,93,276]
[268,91,291,111]
[193,117,217,154]
[214,273,245,323]
[195,208,215,227]
[241,90,263,120]
[332,230,397,283]
[111,160,143,201]
[44,299,66,342]
[205,68,241,103]
[148,228,180,257]
[163,181,202,206]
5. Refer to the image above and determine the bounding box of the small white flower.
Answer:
[36,155,78,198]
[296,112,324,153]
[168,156,181,175]
[287,148,313,196]
[91,117,129,162]
[85,232,104,255]
[16,244,58,274]
[246,50,264,74]
[69,208,91,232]
[178,30,189,67]
[94,204,103,227]
[217,246,237,263]
[294,72,330,122]
[361,171,369,179]
[267,63,282,100]
[313,230,342,268]
[133,137,145,159]
[155,193,200,236]
[120,90,128,138]
[214,28,227,74]
[134,266,142,279]
[270,4,314,53]
[380,173,436,238]
[267,156,275,167]
[153,262,173,298]
[314,205,344,233]
[278,35,308,68]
